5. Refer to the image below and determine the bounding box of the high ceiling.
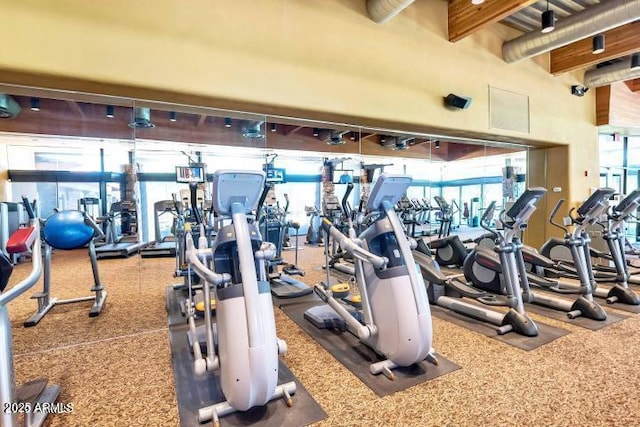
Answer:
[503,0,603,33]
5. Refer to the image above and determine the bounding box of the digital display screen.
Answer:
[176,166,205,183]
[265,168,286,183]
[332,169,353,184]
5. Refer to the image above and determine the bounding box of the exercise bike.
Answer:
[184,170,295,425]
[305,174,437,380]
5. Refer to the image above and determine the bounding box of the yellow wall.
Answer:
[0,0,600,235]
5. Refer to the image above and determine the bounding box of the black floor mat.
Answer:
[281,301,461,397]
[522,293,627,330]
[429,305,569,350]
[166,286,327,427]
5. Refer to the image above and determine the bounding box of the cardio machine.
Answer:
[536,188,640,306]
[139,200,180,258]
[258,183,312,299]
[416,189,544,337]
[95,201,146,258]
[184,170,296,426]
[464,192,607,321]
[305,174,437,380]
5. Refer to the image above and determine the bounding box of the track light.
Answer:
[380,136,386,143]
[541,2,554,34]
[471,0,485,4]
[631,54,640,71]
[30,97,40,112]
[350,131,356,141]
[224,117,232,128]
[435,141,440,149]
[592,34,605,55]
[313,128,320,137]
[169,111,177,122]
[106,105,114,118]
[270,123,277,132]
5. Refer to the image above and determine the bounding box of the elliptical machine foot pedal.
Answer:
[304,305,348,332]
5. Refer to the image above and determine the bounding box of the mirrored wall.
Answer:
[0,84,530,283]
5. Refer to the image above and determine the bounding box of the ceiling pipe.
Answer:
[584,57,640,88]
[366,0,414,24]
[503,0,640,63]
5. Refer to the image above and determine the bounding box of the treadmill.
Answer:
[140,200,178,258]
[96,201,147,259]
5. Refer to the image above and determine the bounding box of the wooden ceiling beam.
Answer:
[550,21,640,75]
[66,100,85,119]
[284,125,303,136]
[625,78,640,92]
[448,0,537,43]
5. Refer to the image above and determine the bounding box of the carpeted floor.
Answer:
[5,237,640,426]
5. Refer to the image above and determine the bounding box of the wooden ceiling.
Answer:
[447,0,640,77]
[0,95,520,162]
[446,0,640,133]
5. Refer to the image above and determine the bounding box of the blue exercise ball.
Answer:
[43,210,94,250]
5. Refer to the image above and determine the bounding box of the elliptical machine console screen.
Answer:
[176,165,205,183]
[332,169,353,184]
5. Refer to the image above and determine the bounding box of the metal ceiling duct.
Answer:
[503,0,640,63]
[584,57,640,87]
[242,121,265,139]
[366,0,414,24]
[0,94,21,119]
[128,107,155,128]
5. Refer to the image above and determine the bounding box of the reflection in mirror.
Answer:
[0,91,136,220]
[133,106,267,264]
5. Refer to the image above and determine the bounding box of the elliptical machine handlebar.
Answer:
[480,201,498,238]
[320,217,387,270]
[185,233,231,286]
[548,198,568,234]
[189,182,204,225]
[172,193,184,216]
[341,183,354,219]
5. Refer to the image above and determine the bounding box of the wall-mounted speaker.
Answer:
[444,93,472,110]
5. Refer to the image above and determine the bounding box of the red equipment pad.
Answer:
[7,226,37,254]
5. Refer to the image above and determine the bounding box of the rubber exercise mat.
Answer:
[595,295,640,313]
[166,287,327,427]
[281,301,461,397]
[522,294,627,330]
[429,305,569,350]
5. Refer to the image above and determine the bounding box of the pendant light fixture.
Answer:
[631,53,640,71]
[541,1,555,34]
[592,34,605,55]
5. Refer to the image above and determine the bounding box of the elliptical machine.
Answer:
[416,189,544,337]
[304,205,323,246]
[305,174,437,380]
[464,192,607,321]
[536,188,640,306]
[185,170,296,425]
